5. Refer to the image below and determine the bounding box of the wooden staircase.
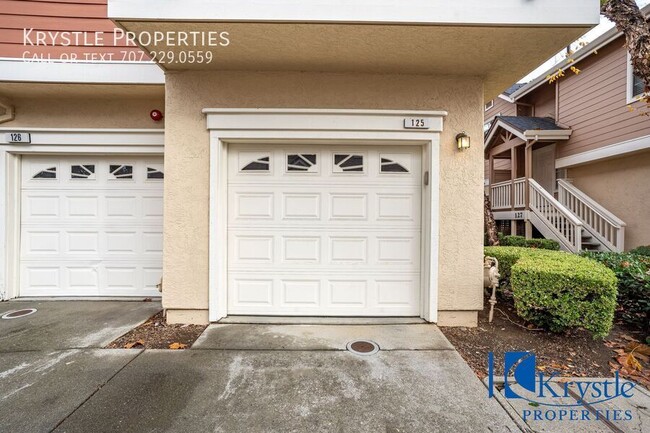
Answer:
[490,178,626,253]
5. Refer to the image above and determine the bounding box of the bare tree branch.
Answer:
[601,0,650,89]
[484,194,500,246]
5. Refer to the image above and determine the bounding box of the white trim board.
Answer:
[0,58,164,85]
[110,0,598,26]
[205,108,443,323]
[0,128,165,301]
[626,53,647,105]
[555,134,650,169]
[0,128,164,146]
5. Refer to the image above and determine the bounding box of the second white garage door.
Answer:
[227,144,422,316]
[20,156,164,297]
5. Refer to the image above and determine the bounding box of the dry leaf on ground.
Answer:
[169,342,187,350]
[124,340,145,349]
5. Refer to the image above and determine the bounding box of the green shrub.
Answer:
[484,246,555,282]
[512,253,617,338]
[501,235,560,250]
[484,247,618,338]
[581,251,649,337]
[630,245,650,257]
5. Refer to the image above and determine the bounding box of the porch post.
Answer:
[510,147,517,210]
[524,142,533,239]
[488,153,495,185]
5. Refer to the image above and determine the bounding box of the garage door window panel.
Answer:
[147,167,164,180]
[333,154,364,173]
[240,154,271,172]
[33,167,57,179]
[109,164,133,180]
[71,165,96,180]
[286,154,318,173]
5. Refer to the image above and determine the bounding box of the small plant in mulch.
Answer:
[106,311,207,350]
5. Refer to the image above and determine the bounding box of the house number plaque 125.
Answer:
[403,118,430,129]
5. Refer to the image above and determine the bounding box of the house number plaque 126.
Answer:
[5,133,31,144]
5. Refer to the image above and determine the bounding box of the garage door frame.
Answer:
[205,109,447,323]
[0,128,164,300]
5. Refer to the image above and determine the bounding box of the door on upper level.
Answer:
[532,144,556,194]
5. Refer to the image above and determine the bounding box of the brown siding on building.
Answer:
[0,0,147,59]
[485,157,511,182]
[485,95,516,120]
[522,80,556,119]
[557,37,650,159]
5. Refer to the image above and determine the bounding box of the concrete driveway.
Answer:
[0,301,520,433]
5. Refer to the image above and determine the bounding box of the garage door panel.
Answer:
[227,144,422,316]
[22,230,61,255]
[228,232,420,269]
[20,156,163,297]
[227,275,420,315]
[142,195,164,218]
[23,194,61,218]
[282,193,320,220]
[66,231,100,254]
[228,190,420,227]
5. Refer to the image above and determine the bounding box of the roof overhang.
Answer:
[0,58,164,85]
[108,0,600,99]
[484,118,572,151]
[511,3,650,101]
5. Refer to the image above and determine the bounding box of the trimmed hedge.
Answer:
[484,247,618,338]
[581,251,649,337]
[484,246,556,282]
[501,235,560,250]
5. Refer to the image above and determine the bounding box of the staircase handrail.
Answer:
[557,179,626,228]
[528,178,583,252]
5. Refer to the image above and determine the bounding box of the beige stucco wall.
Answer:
[568,150,650,250]
[164,70,485,325]
[2,93,165,129]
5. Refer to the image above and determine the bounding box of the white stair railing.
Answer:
[513,178,526,208]
[490,180,512,210]
[557,179,626,252]
[528,179,583,252]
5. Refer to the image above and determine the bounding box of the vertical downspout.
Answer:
[555,79,560,122]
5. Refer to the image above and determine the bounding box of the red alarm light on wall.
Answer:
[150,109,164,122]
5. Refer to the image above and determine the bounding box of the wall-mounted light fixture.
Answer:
[456,132,470,151]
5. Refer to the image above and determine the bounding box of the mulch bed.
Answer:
[440,295,649,389]
[106,311,207,350]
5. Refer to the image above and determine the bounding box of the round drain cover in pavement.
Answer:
[1,308,37,319]
[346,340,379,356]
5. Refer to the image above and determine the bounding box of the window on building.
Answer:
[632,74,644,99]
[484,100,494,111]
[483,121,492,132]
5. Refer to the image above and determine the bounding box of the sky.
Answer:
[519,0,650,83]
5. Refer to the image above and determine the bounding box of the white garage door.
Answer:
[227,144,422,316]
[20,156,164,297]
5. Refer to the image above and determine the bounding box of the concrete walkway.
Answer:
[0,301,521,433]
